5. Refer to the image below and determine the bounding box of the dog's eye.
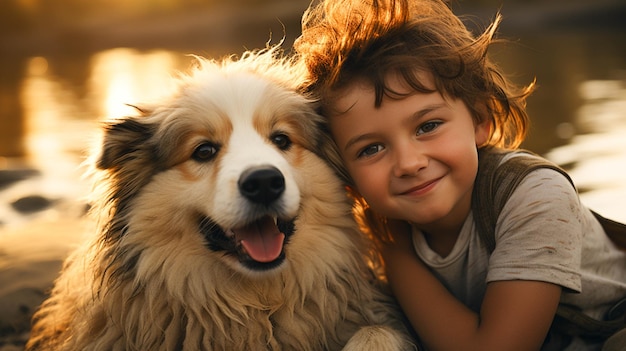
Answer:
[192,142,219,162]
[271,133,291,150]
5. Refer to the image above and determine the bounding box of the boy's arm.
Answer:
[382,230,561,351]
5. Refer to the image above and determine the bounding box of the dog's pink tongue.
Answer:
[235,217,285,263]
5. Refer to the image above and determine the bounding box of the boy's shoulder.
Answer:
[478,147,570,180]
[474,146,626,253]
[472,147,575,252]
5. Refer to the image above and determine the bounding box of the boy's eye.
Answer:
[357,144,384,158]
[417,121,442,135]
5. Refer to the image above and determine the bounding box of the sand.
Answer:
[0,219,90,349]
[0,166,91,350]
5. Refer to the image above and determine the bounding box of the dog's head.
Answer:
[93,48,347,277]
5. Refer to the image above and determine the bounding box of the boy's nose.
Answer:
[392,145,427,177]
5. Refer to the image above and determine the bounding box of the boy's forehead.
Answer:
[331,79,375,115]
[329,70,435,114]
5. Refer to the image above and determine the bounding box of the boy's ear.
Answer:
[474,118,492,147]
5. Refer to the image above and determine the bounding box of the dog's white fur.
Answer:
[26,48,414,351]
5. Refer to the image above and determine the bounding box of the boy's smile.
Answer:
[329,73,489,243]
[397,176,443,197]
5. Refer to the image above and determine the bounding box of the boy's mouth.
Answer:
[400,176,443,196]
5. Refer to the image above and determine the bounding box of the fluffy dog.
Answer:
[25,48,414,351]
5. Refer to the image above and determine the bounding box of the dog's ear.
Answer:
[95,114,161,229]
[97,116,157,171]
[96,114,161,207]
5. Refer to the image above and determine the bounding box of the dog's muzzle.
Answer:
[199,165,296,271]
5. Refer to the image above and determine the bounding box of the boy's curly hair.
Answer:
[294,0,534,244]
[295,0,533,178]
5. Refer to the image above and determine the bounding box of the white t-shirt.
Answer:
[411,156,626,350]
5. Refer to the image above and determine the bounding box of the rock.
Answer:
[0,170,40,191]
[10,196,54,214]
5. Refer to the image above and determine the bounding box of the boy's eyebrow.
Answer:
[342,102,448,152]
[412,103,447,120]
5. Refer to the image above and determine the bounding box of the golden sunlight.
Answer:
[21,56,66,170]
[18,49,189,183]
[89,48,186,119]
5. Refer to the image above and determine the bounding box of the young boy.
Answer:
[293,0,626,350]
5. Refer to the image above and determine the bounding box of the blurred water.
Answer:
[21,49,188,170]
[546,79,626,221]
[0,49,194,227]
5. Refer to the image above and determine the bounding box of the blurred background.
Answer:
[0,0,625,347]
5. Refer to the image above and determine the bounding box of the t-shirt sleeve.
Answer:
[485,167,583,293]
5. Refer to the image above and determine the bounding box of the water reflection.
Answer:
[0,49,195,227]
[547,79,626,221]
[21,55,89,173]
[20,49,192,170]
[90,48,190,119]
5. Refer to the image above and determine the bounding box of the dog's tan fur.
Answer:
[25,48,414,351]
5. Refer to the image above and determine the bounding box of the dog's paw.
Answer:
[342,325,416,351]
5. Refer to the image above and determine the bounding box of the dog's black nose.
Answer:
[238,166,285,205]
